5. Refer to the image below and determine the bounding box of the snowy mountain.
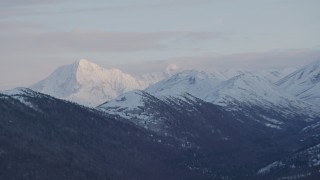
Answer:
[100,68,317,131]
[144,68,297,105]
[31,59,148,107]
[29,58,296,107]
[276,59,320,106]
[145,70,316,114]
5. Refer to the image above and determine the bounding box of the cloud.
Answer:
[0,30,226,53]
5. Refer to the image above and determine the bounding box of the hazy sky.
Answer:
[1,0,320,89]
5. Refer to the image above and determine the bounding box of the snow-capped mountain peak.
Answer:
[31,59,148,107]
[76,59,106,75]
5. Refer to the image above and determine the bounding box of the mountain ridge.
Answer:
[276,59,320,106]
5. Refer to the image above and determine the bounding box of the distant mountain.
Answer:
[145,70,316,116]
[98,60,320,134]
[277,59,320,106]
[29,59,297,107]
[31,59,147,107]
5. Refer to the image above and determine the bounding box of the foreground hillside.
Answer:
[0,89,204,180]
[1,88,320,179]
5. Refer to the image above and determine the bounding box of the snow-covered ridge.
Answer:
[2,87,36,96]
[1,87,44,110]
[98,90,146,112]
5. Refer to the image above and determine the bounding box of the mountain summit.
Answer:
[31,59,147,106]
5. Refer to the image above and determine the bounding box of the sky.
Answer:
[0,0,320,89]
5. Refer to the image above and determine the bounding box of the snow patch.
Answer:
[257,161,285,175]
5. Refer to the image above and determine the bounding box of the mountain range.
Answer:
[1,59,320,179]
[30,59,299,107]
[99,60,320,132]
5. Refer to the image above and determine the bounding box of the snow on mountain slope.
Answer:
[99,90,146,112]
[220,68,296,82]
[276,59,320,105]
[146,70,224,98]
[254,68,297,82]
[2,87,35,96]
[97,67,317,132]
[31,59,147,107]
[205,73,302,107]
[97,90,170,132]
